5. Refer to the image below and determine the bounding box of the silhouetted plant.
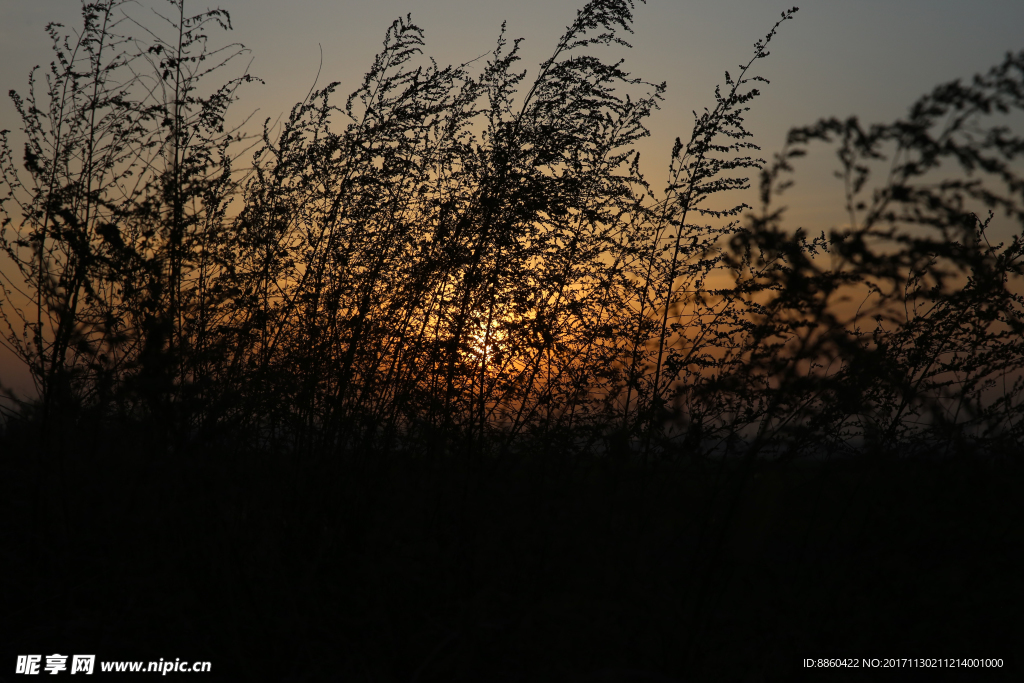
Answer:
[229,1,674,453]
[703,50,1024,460]
[2,0,1021,459]
[0,0,256,440]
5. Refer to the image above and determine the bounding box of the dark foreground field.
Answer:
[3,422,1021,682]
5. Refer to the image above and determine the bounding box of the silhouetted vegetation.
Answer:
[3,1,1022,680]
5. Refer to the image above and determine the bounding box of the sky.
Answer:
[1,0,1023,396]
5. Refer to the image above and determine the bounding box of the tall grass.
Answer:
[3,1,1022,460]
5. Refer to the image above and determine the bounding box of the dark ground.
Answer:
[2,420,1021,681]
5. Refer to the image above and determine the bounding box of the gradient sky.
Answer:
[2,0,1023,395]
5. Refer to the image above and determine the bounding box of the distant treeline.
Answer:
[2,0,1023,460]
